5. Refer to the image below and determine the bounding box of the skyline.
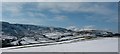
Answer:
[2,2,118,32]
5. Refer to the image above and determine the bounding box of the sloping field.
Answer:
[1,37,118,52]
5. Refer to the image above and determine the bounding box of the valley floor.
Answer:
[1,37,118,52]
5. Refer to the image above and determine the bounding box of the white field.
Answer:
[1,37,118,52]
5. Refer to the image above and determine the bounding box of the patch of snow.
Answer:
[59,36,72,40]
[21,37,39,43]
[66,26,80,31]
[11,40,19,45]
[20,41,29,45]
[44,32,62,38]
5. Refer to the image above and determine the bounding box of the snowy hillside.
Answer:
[1,21,119,48]
[2,38,118,52]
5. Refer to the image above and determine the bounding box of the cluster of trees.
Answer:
[2,39,16,47]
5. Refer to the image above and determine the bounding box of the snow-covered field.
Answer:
[1,37,118,52]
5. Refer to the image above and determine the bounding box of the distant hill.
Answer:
[1,22,73,37]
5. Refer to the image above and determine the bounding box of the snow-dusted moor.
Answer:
[1,2,119,52]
